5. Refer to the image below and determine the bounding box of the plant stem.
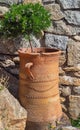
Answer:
[28,36,34,52]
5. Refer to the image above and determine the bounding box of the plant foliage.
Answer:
[71,117,80,128]
[0,3,51,38]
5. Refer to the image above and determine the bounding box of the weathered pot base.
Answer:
[25,113,71,130]
[25,121,55,130]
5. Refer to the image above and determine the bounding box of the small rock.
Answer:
[3,59,15,68]
[61,104,67,112]
[73,86,80,95]
[13,57,20,64]
[74,71,80,78]
[61,87,71,96]
[63,64,80,72]
[59,67,65,75]
[69,95,80,119]
[59,51,66,66]
[60,97,66,103]
[0,6,9,15]
[73,35,80,41]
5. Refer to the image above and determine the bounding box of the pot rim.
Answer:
[18,47,61,56]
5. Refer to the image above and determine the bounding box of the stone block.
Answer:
[69,95,80,119]
[58,0,80,9]
[67,39,80,66]
[46,20,80,36]
[0,6,9,15]
[63,64,80,72]
[44,4,64,20]
[0,0,18,5]
[45,33,68,50]
[60,76,80,86]
[64,11,80,25]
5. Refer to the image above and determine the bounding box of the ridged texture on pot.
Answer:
[18,48,62,122]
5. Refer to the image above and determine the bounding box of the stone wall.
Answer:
[0,0,80,128]
[43,0,80,120]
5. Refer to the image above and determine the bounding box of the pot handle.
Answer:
[25,62,34,80]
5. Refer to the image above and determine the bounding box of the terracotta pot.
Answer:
[18,47,62,128]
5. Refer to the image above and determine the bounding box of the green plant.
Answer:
[0,3,51,52]
[71,117,80,128]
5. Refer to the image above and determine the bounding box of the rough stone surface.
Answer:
[61,104,67,112]
[24,0,42,4]
[0,0,18,5]
[44,4,64,20]
[74,71,80,78]
[61,126,79,130]
[64,11,80,25]
[63,64,80,72]
[46,20,80,36]
[0,37,41,54]
[0,67,19,98]
[0,119,4,130]
[73,86,80,95]
[59,51,66,66]
[61,86,71,97]
[8,68,19,76]
[13,57,20,64]
[46,21,72,36]
[60,97,66,103]
[67,39,80,66]
[45,33,68,50]
[60,76,80,86]
[59,67,65,75]
[73,35,80,41]
[1,59,15,68]
[0,38,20,54]
[42,0,55,3]
[0,6,9,15]
[69,95,80,119]
[58,0,80,9]
[0,88,27,130]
